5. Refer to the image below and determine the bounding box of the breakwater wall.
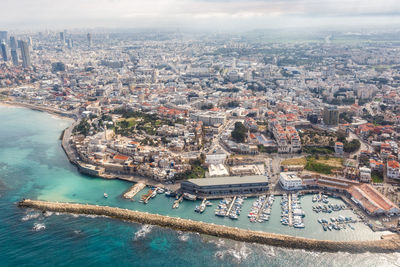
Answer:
[18,199,400,253]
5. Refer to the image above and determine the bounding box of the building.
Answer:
[18,40,31,68]
[0,42,7,61]
[59,32,65,45]
[387,160,400,180]
[359,167,371,183]
[335,142,344,155]
[87,33,92,48]
[0,31,7,42]
[279,172,303,190]
[190,111,226,126]
[348,184,400,215]
[180,175,269,197]
[323,106,339,126]
[10,50,18,65]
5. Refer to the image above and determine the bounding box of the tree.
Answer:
[231,122,247,143]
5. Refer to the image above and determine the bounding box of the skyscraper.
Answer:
[11,50,18,65]
[1,42,8,61]
[60,32,65,45]
[0,31,7,42]
[9,36,17,50]
[10,36,18,65]
[18,40,31,68]
[87,33,92,48]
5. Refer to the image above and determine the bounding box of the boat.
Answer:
[183,193,197,201]
[294,223,305,228]
[156,187,165,194]
[103,193,108,198]
[205,201,212,206]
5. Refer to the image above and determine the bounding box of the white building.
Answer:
[359,167,371,183]
[279,172,303,190]
[387,160,400,180]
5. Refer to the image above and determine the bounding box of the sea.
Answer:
[0,105,399,267]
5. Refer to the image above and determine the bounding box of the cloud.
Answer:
[1,0,400,29]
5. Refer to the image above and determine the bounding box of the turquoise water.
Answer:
[0,105,399,267]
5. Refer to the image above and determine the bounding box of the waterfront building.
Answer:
[323,106,339,126]
[279,172,303,190]
[180,175,269,197]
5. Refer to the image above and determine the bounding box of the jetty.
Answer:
[225,196,237,217]
[288,193,293,227]
[173,195,183,209]
[123,183,146,199]
[18,199,400,253]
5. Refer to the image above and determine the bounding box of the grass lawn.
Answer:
[304,156,343,175]
[281,157,307,166]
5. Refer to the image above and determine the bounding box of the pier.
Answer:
[18,199,400,253]
[173,195,183,209]
[123,183,146,199]
[256,195,268,220]
[288,194,293,227]
[225,196,237,217]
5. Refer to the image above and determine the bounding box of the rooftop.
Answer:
[186,175,268,187]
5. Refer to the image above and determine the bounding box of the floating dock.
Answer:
[123,183,146,199]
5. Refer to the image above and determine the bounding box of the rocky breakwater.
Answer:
[18,199,400,253]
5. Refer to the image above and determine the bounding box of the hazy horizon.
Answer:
[2,0,400,31]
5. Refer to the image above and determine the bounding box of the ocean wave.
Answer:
[32,223,46,231]
[178,233,190,242]
[21,212,41,221]
[43,211,53,217]
[133,225,153,241]
[215,244,252,264]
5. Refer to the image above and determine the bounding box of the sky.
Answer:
[2,0,400,31]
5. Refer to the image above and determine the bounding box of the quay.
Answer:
[18,199,400,253]
[123,183,146,199]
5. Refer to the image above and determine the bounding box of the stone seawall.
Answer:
[18,199,400,253]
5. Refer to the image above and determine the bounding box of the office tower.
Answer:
[87,33,92,48]
[67,38,72,49]
[0,31,7,42]
[1,42,8,61]
[60,32,65,45]
[11,50,18,65]
[28,37,33,46]
[18,40,31,68]
[323,106,339,126]
[10,36,18,65]
[10,36,17,49]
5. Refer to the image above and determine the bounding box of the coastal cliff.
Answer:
[18,199,400,253]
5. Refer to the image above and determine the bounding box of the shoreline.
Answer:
[0,101,76,121]
[18,199,400,253]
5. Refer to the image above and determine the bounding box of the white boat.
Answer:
[183,193,197,201]
[103,193,108,198]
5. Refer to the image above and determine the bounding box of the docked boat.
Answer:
[205,201,212,206]
[183,193,197,201]
[294,223,305,228]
